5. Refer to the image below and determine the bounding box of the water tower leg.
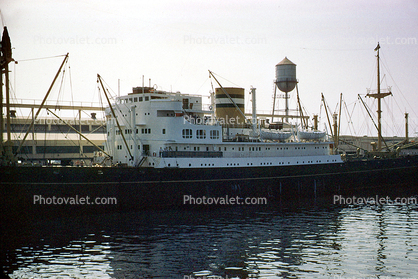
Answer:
[285,92,289,123]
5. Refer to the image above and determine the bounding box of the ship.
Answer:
[1,27,418,218]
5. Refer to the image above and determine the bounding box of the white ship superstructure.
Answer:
[104,69,343,169]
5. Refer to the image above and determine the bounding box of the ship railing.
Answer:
[183,115,221,126]
[161,150,223,158]
[6,98,104,111]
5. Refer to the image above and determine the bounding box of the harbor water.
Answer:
[2,193,418,278]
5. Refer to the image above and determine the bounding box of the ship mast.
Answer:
[1,26,15,165]
[366,43,392,151]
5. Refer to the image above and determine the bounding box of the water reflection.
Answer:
[2,201,418,278]
[6,234,114,278]
[335,205,418,278]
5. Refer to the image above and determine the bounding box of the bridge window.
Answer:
[210,130,220,139]
[196,130,206,139]
[182,129,192,138]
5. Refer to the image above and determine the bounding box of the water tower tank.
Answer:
[275,57,297,93]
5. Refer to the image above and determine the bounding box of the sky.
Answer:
[1,0,418,137]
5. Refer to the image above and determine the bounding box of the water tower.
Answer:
[274,57,297,122]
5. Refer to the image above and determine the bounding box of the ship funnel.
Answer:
[275,57,297,93]
[215,87,245,126]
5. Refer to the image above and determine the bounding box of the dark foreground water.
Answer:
[2,195,418,278]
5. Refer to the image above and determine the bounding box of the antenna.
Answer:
[0,10,6,27]
[118,79,120,97]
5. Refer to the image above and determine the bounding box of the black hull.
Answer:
[1,156,418,219]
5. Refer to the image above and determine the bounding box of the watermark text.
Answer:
[183,195,267,206]
[333,195,418,206]
[343,35,417,46]
[184,115,244,126]
[184,35,266,45]
[34,35,117,45]
[33,195,117,205]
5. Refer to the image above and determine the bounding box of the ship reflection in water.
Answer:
[2,197,418,278]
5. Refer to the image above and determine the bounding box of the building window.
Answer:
[210,130,219,139]
[182,129,192,138]
[196,129,206,139]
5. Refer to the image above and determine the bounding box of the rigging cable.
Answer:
[17,54,67,63]
[380,53,418,131]
[209,70,242,88]
[342,99,356,136]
